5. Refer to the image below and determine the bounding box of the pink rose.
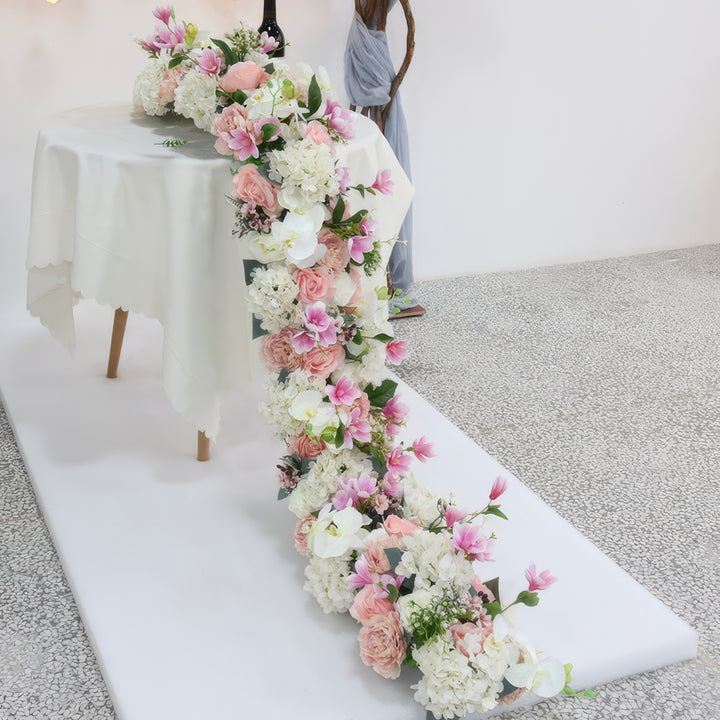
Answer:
[317,229,350,276]
[363,534,403,575]
[350,585,395,624]
[232,164,282,216]
[259,327,302,373]
[304,120,333,148]
[301,344,344,379]
[211,103,249,155]
[358,610,406,679]
[293,267,336,305]
[220,61,271,93]
[288,431,326,459]
[384,515,421,537]
[294,515,315,557]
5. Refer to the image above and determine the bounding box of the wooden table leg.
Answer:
[197,431,211,461]
[106,308,129,379]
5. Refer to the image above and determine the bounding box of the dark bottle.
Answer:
[259,0,285,58]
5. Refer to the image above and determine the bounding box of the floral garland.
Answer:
[134,7,584,718]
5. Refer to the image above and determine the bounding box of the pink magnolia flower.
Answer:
[334,473,377,511]
[227,128,259,161]
[197,48,222,75]
[525,563,557,592]
[381,473,402,498]
[443,505,467,528]
[259,31,279,54]
[374,574,403,599]
[411,436,435,463]
[372,169,395,195]
[385,339,407,364]
[383,395,408,423]
[152,5,173,25]
[292,330,316,354]
[211,103,249,155]
[385,447,412,478]
[325,98,355,139]
[326,375,361,406]
[344,408,372,447]
[153,23,185,49]
[489,476,508,501]
[347,234,373,263]
[336,165,351,194]
[360,217,376,237]
[452,525,495,562]
[139,35,162,53]
[346,554,374,591]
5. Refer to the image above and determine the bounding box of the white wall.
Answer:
[3,0,720,313]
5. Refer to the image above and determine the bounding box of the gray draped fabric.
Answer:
[344,5,416,305]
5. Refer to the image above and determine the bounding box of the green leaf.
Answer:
[483,600,502,618]
[332,196,346,225]
[364,378,398,408]
[334,423,346,448]
[400,575,415,594]
[306,74,322,117]
[515,590,540,607]
[231,89,248,104]
[368,333,394,343]
[277,368,289,384]
[345,209,368,225]
[252,315,268,339]
[265,62,275,74]
[320,426,337,443]
[277,487,290,500]
[260,122,278,142]
[484,576,500,601]
[211,37,236,66]
[498,678,520,699]
[243,258,266,286]
[387,584,399,602]
[384,547,403,570]
[167,55,185,69]
[482,505,509,521]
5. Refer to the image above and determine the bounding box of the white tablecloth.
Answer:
[26,103,413,437]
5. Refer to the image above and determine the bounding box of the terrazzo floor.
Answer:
[1,244,719,719]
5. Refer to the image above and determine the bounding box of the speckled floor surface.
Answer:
[1,244,719,719]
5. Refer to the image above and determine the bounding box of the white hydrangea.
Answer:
[247,265,299,332]
[173,68,218,131]
[268,139,339,213]
[288,447,374,517]
[133,58,171,116]
[402,474,442,526]
[343,341,387,387]
[303,554,355,613]
[396,530,475,595]
[412,636,501,719]
[259,369,324,438]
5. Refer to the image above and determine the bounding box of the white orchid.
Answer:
[270,205,326,268]
[504,649,566,698]
[307,504,370,558]
[289,390,336,434]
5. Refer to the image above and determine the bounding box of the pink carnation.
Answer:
[317,229,350,276]
[211,103,249,156]
[304,120,333,148]
[358,610,406,679]
[384,515,420,536]
[259,327,302,373]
